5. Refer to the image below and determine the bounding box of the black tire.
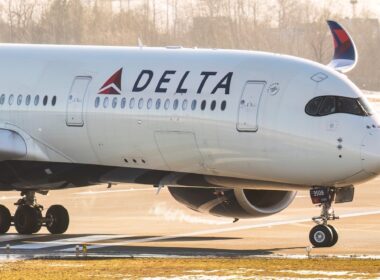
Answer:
[14,205,41,234]
[31,209,43,234]
[309,224,333,248]
[327,225,339,247]
[46,205,69,234]
[0,205,11,234]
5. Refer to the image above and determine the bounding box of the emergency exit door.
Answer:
[237,81,266,132]
[66,76,92,127]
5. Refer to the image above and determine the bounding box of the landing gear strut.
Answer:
[308,186,354,248]
[0,191,69,234]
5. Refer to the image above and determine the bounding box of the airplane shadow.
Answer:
[93,244,306,257]
[0,234,241,243]
[0,234,305,257]
[110,235,242,242]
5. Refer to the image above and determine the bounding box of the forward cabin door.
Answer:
[237,81,266,132]
[66,76,92,127]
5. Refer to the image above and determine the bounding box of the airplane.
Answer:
[0,20,376,248]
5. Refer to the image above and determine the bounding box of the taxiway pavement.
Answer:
[0,178,379,258]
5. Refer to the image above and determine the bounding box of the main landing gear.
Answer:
[308,186,354,248]
[0,191,69,234]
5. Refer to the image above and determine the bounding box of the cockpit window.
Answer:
[305,96,323,115]
[358,97,375,116]
[336,96,362,115]
[319,96,336,116]
[306,95,372,117]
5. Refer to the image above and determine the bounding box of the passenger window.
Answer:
[221,100,227,111]
[147,98,153,109]
[25,95,31,106]
[52,96,57,106]
[9,94,14,105]
[95,97,100,108]
[138,98,144,109]
[121,97,126,109]
[34,95,39,106]
[43,95,48,106]
[211,100,216,111]
[129,98,135,109]
[173,99,179,110]
[103,97,109,108]
[305,96,324,116]
[156,99,161,109]
[182,99,188,110]
[17,95,22,106]
[164,99,170,110]
[0,94,5,105]
[201,100,206,111]
[112,97,117,108]
[191,100,197,110]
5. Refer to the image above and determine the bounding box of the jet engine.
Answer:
[168,187,296,219]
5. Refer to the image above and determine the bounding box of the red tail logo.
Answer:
[98,68,123,94]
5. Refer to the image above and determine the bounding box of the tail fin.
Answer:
[327,20,358,73]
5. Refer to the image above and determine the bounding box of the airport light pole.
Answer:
[350,0,358,18]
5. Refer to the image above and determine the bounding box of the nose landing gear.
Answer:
[0,191,69,234]
[309,188,339,247]
[309,186,354,248]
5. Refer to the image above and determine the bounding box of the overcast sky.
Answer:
[316,0,380,18]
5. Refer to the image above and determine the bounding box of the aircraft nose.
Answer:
[362,131,380,175]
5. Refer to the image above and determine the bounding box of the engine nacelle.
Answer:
[168,187,296,219]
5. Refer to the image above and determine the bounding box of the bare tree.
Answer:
[0,0,378,90]
[6,0,37,42]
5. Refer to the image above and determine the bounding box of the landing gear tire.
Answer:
[46,205,69,234]
[327,225,339,247]
[0,205,11,234]
[14,205,42,234]
[309,224,334,248]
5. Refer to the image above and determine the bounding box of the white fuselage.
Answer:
[0,44,379,190]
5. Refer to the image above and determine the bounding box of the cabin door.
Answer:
[66,76,92,127]
[237,81,266,132]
